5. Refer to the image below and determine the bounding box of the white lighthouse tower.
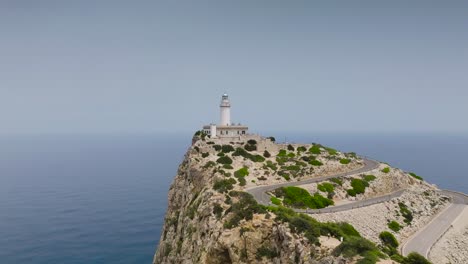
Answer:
[202,94,248,138]
[220,93,231,126]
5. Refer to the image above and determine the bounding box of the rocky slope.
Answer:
[153,135,444,264]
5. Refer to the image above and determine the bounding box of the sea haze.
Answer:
[0,133,466,263]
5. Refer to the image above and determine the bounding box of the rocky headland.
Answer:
[153,134,466,264]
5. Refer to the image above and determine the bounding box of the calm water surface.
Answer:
[0,133,466,263]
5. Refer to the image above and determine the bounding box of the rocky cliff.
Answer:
[153,135,443,264]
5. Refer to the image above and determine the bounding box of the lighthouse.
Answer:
[202,94,249,138]
[220,93,231,126]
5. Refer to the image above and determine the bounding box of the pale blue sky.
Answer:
[1,1,467,134]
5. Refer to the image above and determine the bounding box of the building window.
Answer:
[242,131,245,134]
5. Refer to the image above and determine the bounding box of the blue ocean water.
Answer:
[0,133,466,264]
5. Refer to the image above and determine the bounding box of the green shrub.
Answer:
[382,167,390,173]
[271,197,281,205]
[309,160,323,166]
[330,178,343,186]
[403,252,431,264]
[265,161,278,171]
[217,152,225,157]
[213,144,222,151]
[379,231,399,248]
[287,152,295,158]
[287,144,295,151]
[348,178,369,195]
[234,167,249,186]
[398,203,413,224]
[194,146,200,152]
[325,147,338,155]
[247,139,257,145]
[409,172,423,181]
[297,146,307,152]
[221,145,235,153]
[213,178,237,193]
[245,143,257,151]
[213,203,223,219]
[267,136,276,142]
[347,189,357,197]
[388,221,401,232]
[223,191,266,228]
[232,147,265,162]
[222,164,234,170]
[217,156,233,165]
[333,236,379,258]
[255,245,279,260]
[340,158,351,164]
[363,175,376,182]
[309,145,322,154]
[263,150,271,158]
[317,182,335,193]
[283,165,301,171]
[203,161,216,169]
[277,149,287,157]
[201,152,209,158]
[275,186,334,209]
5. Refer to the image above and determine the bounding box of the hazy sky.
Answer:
[1,1,467,134]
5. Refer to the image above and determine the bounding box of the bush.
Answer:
[297,146,306,152]
[213,203,223,219]
[317,182,335,193]
[234,167,249,177]
[213,144,222,151]
[382,167,390,173]
[256,245,279,260]
[349,178,369,195]
[340,158,351,164]
[245,143,257,151]
[363,175,376,182]
[221,145,235,153]
[275,186,334,209]
[271,197,281,205]
[277,149,287,157]
[203,161,216,169]
[409,172,423,181]
[247,139,257,145]
[333,236,379,258]
[379,231,399,248]
[347,189,357,197]
[213,178,237,193]
[398,203,413,224]
[403,252,431,264]
[325,147,338,155]
[217,156,233,165]
[222,164,234,170]
[201,152,209,158]
[217,152,225,157]
[388,221,401,232]
[309,160,323,166]
[233,147,265,162]
[287,144,295,151]
[263,150,271,158]
[223,191,266,228]
[265,161,278,171]
[267,136,276,142]
[309,145,322,154]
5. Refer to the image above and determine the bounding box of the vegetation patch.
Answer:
[340,158,351,164]
[317,182,335,194]
[213,203,224,219]
[287,144,295,151]
[263,150,271,158]
[382,167,390,173]
[216,156,233,165]
[274,186,334,209]
[309,160,323,166]
[388,221,401,232]
[234,167,249,186]
[409,172,423,181]
[245,143,257,151]
[256,245,279,260]
[233,147,265,162]
[363,174,376,182]
[398,203,413,224]
[325,147,338,155]
[346,178,369,197]
[265,160,278,171]
[309,145,322,154]
[379,231,399,248]
[271,197,282,205]
[221,145,235,153]
[222,164,233,170]
[213,178,237,193]
[297,146,307,152]
[223,191,266,228]
[213,144,222,151]
[203,161,216,169]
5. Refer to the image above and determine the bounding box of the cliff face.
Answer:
[153,135,443,264]
[153,151,332,264]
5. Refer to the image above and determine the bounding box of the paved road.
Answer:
[246,158,387,210]
[402,190,468,257]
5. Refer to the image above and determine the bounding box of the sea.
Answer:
[0,132,466,264]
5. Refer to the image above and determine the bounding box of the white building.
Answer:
[202,94,249,138]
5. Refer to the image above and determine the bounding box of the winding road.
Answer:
[401,190,468,258]
[245,157,468,259]
[246,158,389,210]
